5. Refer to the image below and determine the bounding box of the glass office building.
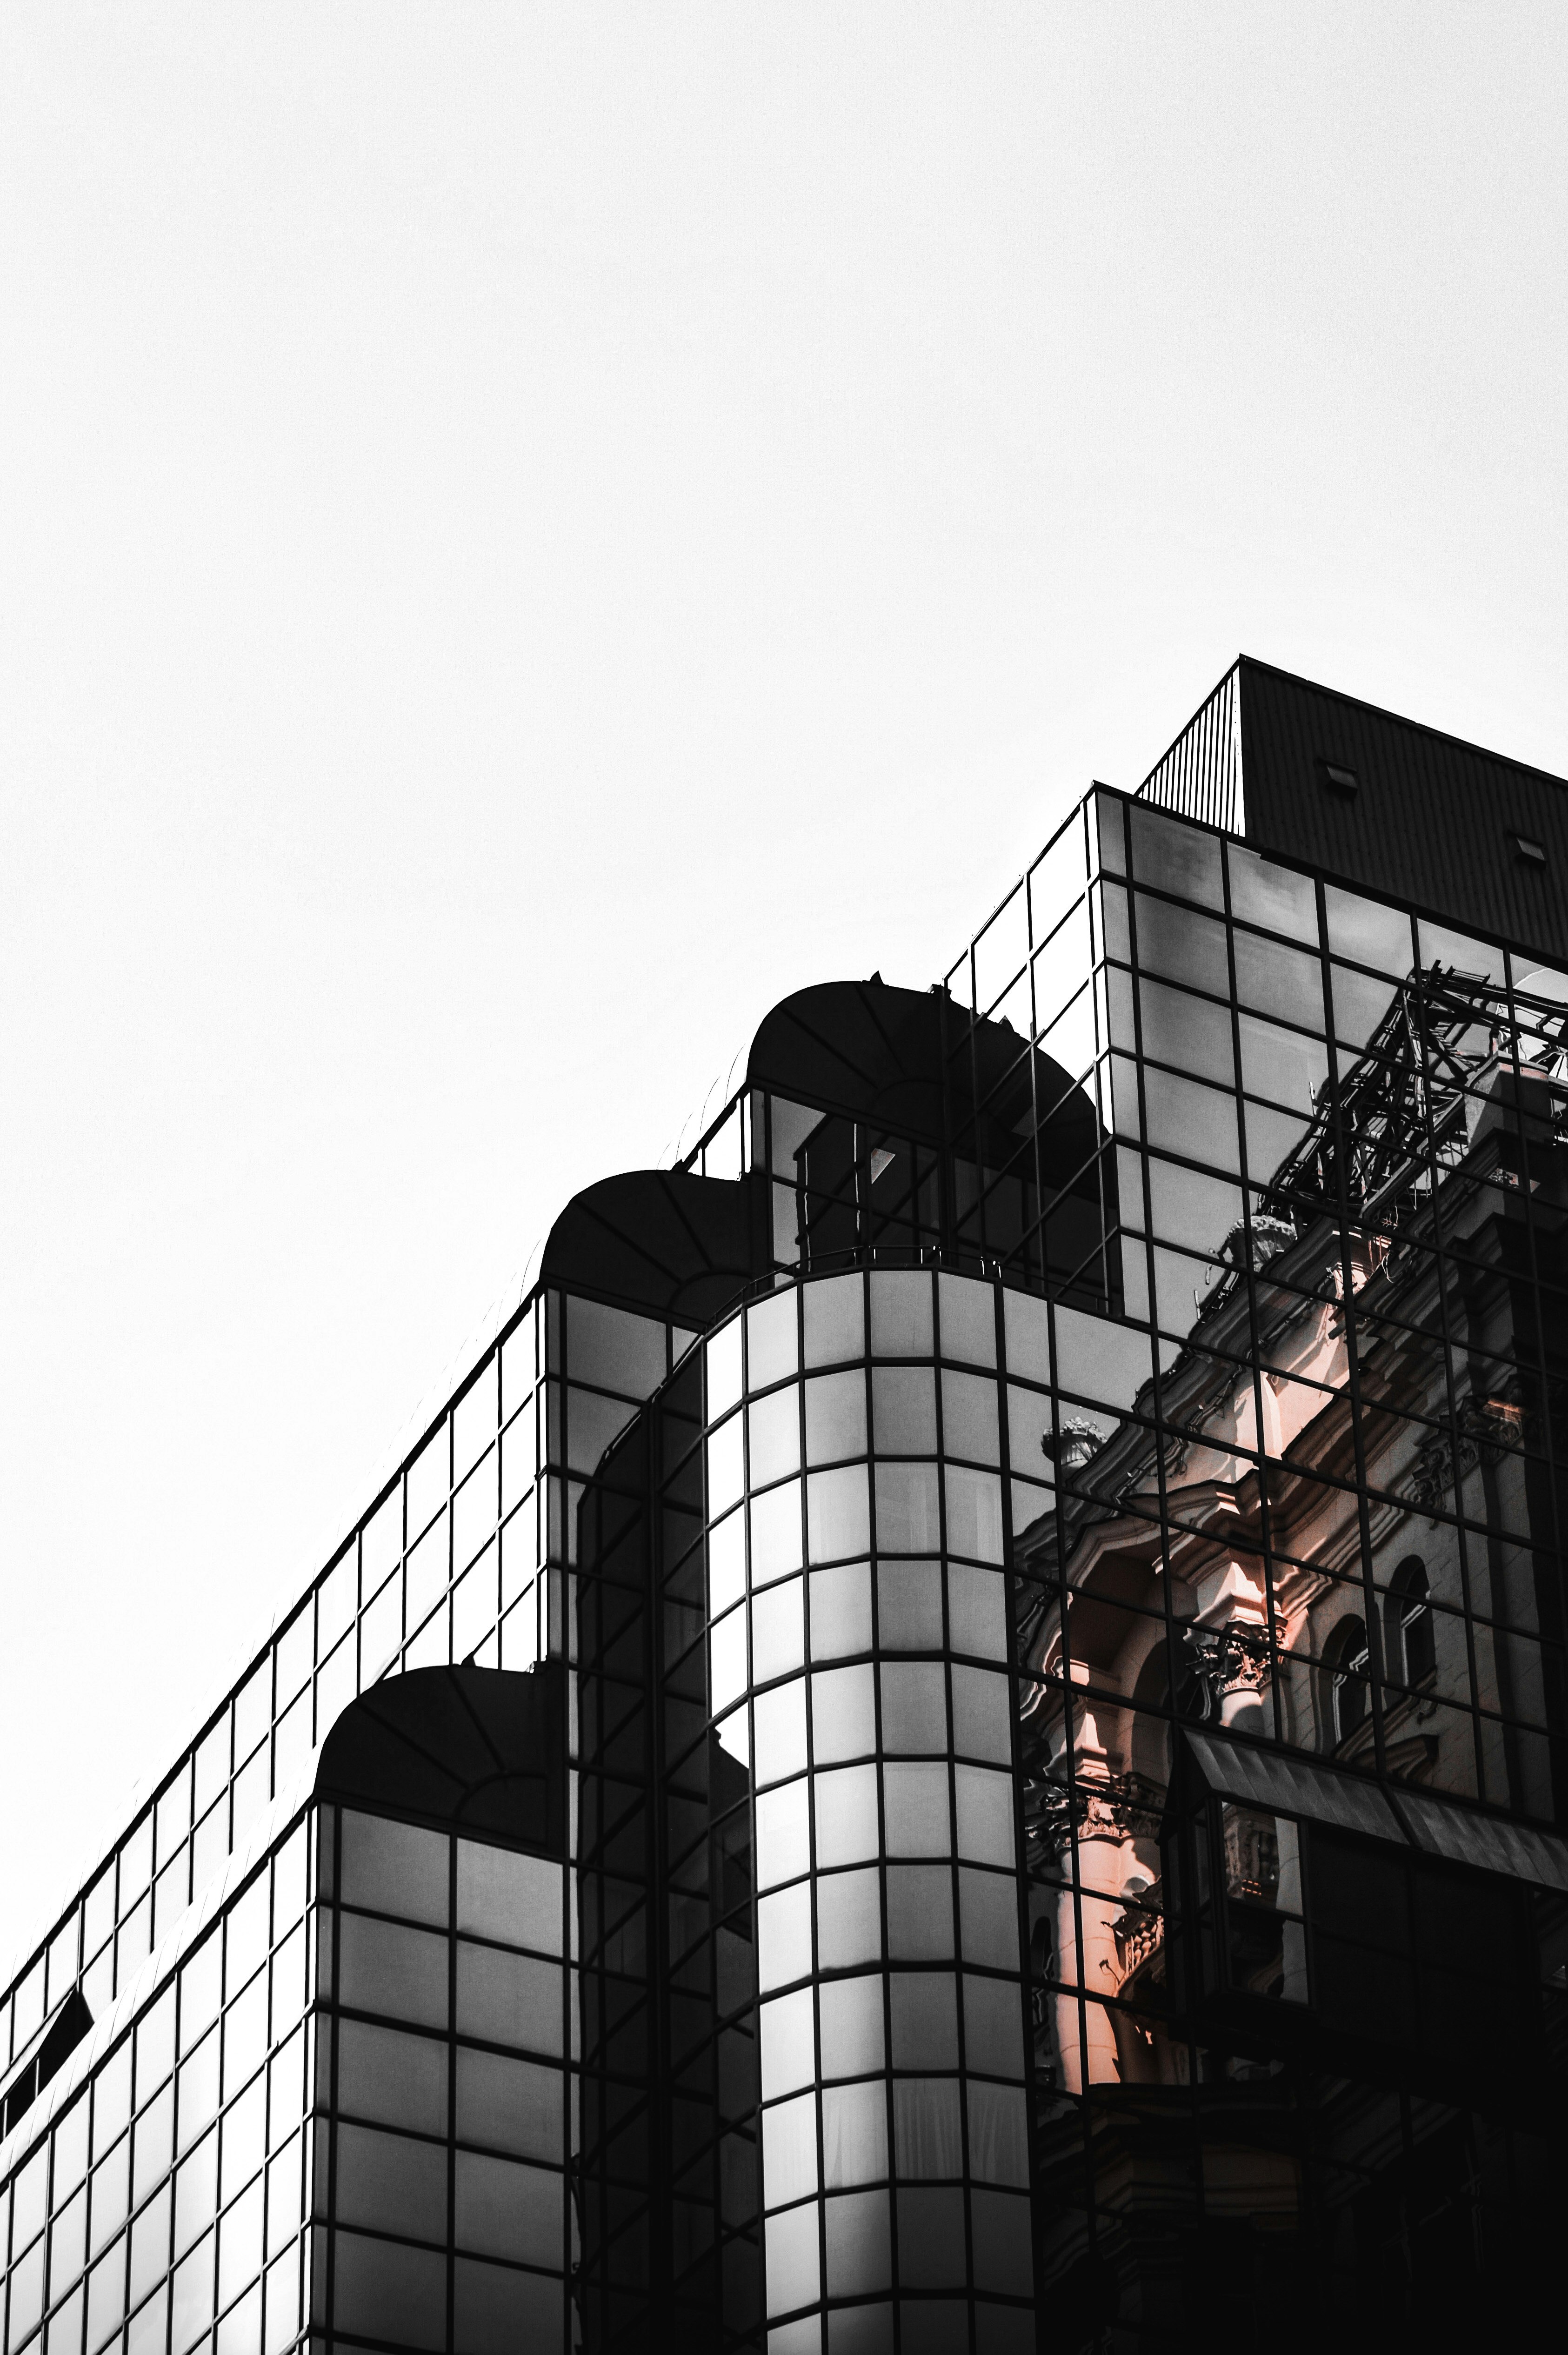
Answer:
[3,656,1567,2353]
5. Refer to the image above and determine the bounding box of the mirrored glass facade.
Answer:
[4,659,1566,2350]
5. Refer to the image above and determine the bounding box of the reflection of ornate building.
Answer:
[3,658,1568,2353]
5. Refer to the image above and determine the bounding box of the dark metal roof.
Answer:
[1142,656,1568,966]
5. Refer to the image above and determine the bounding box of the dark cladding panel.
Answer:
[1235,658,1568,963]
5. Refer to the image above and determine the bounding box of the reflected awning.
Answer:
[1183,1728,1568,1893]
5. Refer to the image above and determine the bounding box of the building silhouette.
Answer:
[2,657,1565,2355]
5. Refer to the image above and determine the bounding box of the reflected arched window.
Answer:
[1386,1555,1435,1687]
[1325,1616,1370,1748]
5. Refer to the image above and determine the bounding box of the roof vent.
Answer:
[1319,760,1359,796]
[1512,834,1548,868]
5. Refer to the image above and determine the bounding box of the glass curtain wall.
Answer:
[609,1266,1047,2355]
[0,1818,314,2355]
[947,785,1568,2339]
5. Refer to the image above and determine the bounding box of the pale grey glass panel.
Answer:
[882,1764,950,1858]
[756,1886,812,1991]
[749,1387,802,1488]
[891,2081,963,2179]
[1142,1069,1241,1175]
[8,2243,45,2350]
[223,1880,269,2000]
[452,2151,561,2266]
[951,1669,1012,1766]
[334,2025,445,2138]
[752,1579,805,1683]
[1144,1159,1243,1259]
[567,1295,667,1395]
[48,2187,86,2301]
[172,2133,216,2258]
[1233,931,1326,1030]
[132,2088,173,2208]
[815,1872,882,1972]
[1128,806,1222,907]
[747,1292,799,1390]
[708,1605,747,1719]
[879,1666,947,1754]
[824,2188,890,2299]
[454,1947,563,2055]
[940,1372,1000,1466]
[204,1992,263,2134]
[127,2185,169,2313]
[708,1507,746,1619]
[868,1273,933,1359]
[53,2103,89,2211]
[169,2231,214,2355]
[334,2123,446,2239]
[818,1976,885,2079]
[707,1416,745,1519]
[1324,884,1415,976]
[965,2083,1030,2185]
[753,1685,808,1786]
[806,1468,870,1565]
[1000,1288,1050,1386]
[93,2046,135,2158]
[957,1870,1019,1970]
[886,1869,953,1962]
[876,1562,942,1651]
[274,1612,312,1712]
[759,1990,816,2101]
[1228,845,1319,943]
[1329,960,1402,1053]
[947,1568,1007,1662]
[180,1942,222,2065]
[804,1372,867,1467]
[763,2205,818,2317]
[89,2140,129,2260]
[755,1782,812,1892]
[455,1845,562,1958]
[873,1464,940,1555]
[889,1975,958,2070]
[336,1919,449,2030]
[943,1468,1003,1566]
[936,1275,996,1369]
[807,1564,872,1661]
[955,1768,1015,1869]
[761,2092,818,2206]
[1138,976,1234,1086]
[219,2079,264,2202]
[810,1667,876,1763]
[750,1480,803,1583]
[1051,1305,1153,1412]
[707,1317,743,1420]
[821,2082,888,2190]
[961,1977,1025,2079]
[217,2183,263,2321]
[1239,1011,1328,1110]
[812,1767,879,1870]
[803,1275,865,1369]
[1134,891,1228,992]
[871,1369,936,1457]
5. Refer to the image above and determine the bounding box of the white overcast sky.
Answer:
[1,3,1565,1973]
